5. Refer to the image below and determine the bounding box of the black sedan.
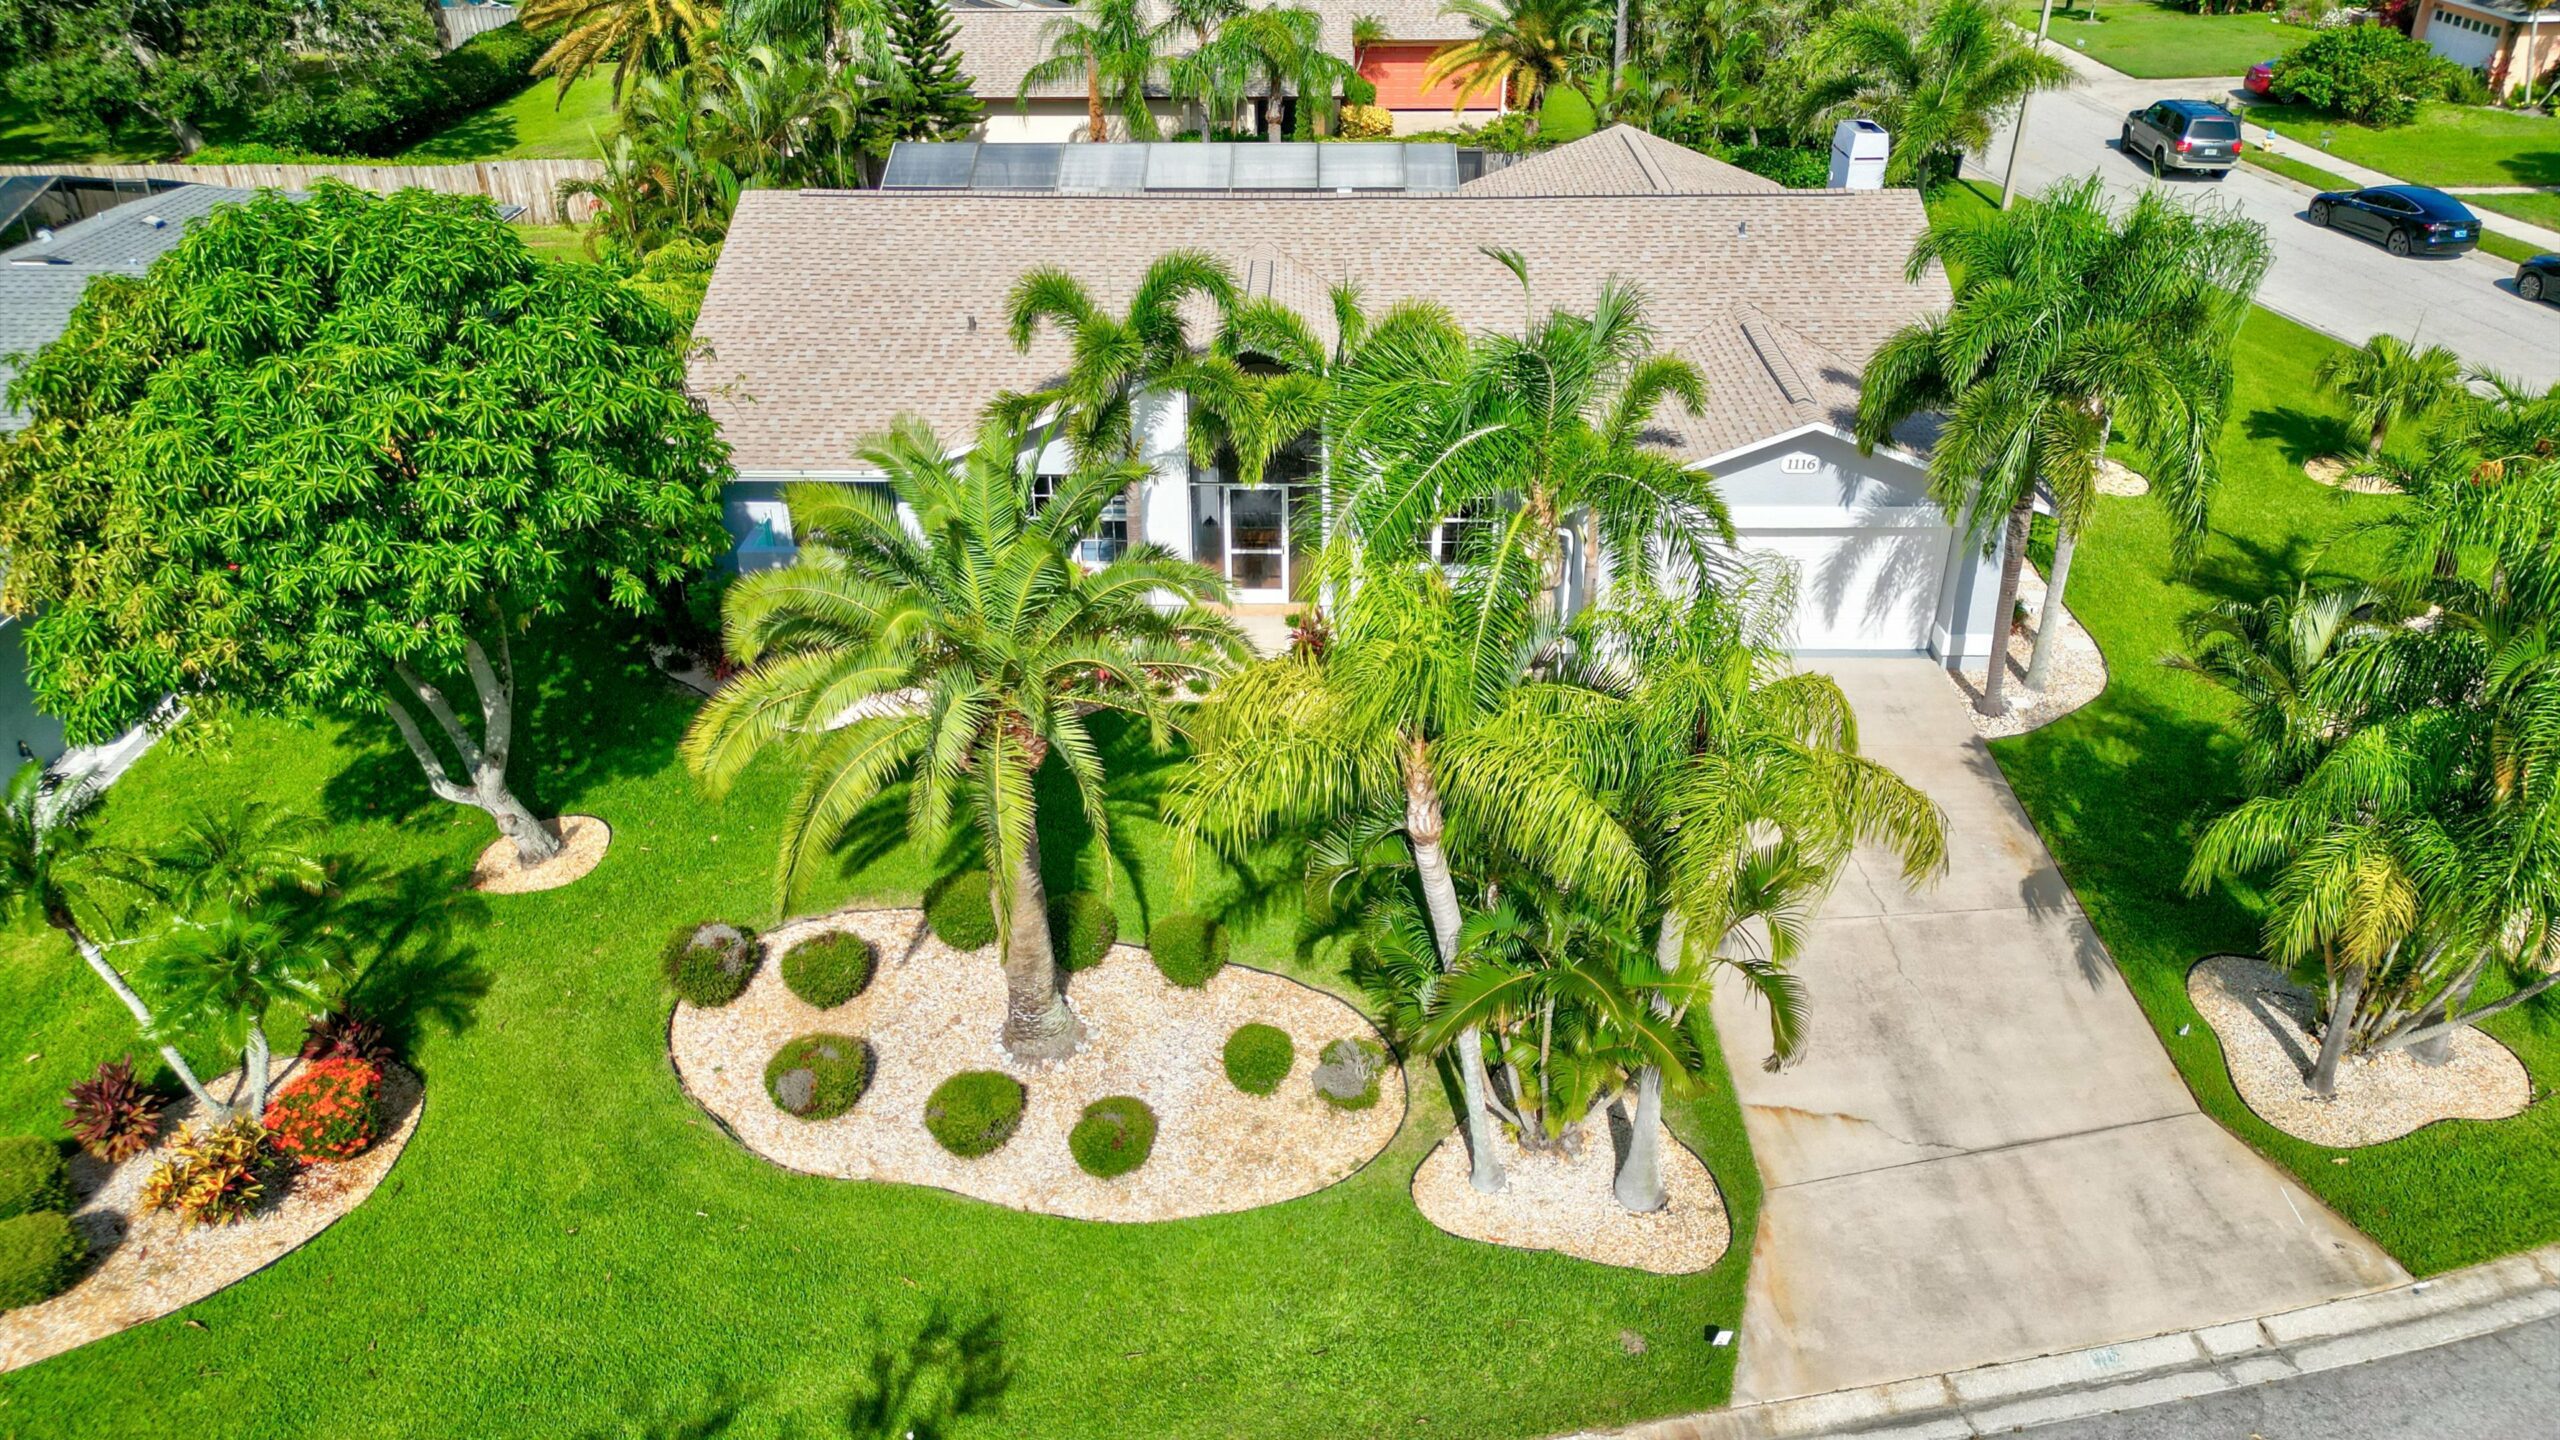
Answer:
[2308,185,2480,257]
[2520,254,2560,304]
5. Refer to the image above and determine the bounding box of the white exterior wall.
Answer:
[979,100,1187,144]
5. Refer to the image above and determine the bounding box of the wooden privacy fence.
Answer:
[435,3,521,50]
[0,158,605,226]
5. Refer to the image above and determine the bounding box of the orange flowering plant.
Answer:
[261,1058,383,1165]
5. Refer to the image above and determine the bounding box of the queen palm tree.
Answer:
[1798,0,2070,187]
[1426,0,1608,134]
[2315,334,2465,465]
[683,417,1243,1061]
[142,900,346,1119]
[519,0,717,102]
[1158,0,1250,137]
[2164,580,2405,794]
[1024,0,1165,142]
[1212,6,1355,139]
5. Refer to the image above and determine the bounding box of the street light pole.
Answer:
[2001,0,2058,209]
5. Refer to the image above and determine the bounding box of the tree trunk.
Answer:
[2024,522,2077,693]
[1611,0,1628,95]
[242,1018,272,1119]
[1405,744,1504,1194]
[997,827,1084,1062]
[2408,964,2479,1066]
[1266,90,1285,142]
[1087,59,1105,141]
[2308,961,2366,1099]
[1615,911,1685,1213]
[2378,966,2560,1058]
[1976,495,2034,717]
[65,923,221,1116]
[382,631,565,867]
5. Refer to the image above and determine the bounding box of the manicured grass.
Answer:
[1930,185,2560,1277]
[0,94,176,166]
[2237,155,2547,262]
[2240,100,2560,189]
[513,222,600,263]
[1539,86,1598,143]
[399,73,617,162]
[0,612,1761,1438]
[2458,189,2560,235]
[2015,0,2309,79]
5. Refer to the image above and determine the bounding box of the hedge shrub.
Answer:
[2271,24,2454,126]
[0,1136,68,1223]
[665,921,760,1007]
[783,932,876,1009]
[1148,914,1229,988]
[1068,1096,1157,1178]
[0,1212,85,1311]
[923,1071,1028,1157]
[925,870,999,951]
[1049,892,1118,972]
[261,1058,383,1165]
[1222,1024,1294,1096]
[765,1034,873,1120]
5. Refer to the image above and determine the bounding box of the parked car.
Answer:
[2121,99,2244,178]
[2519,254,2560,304]
[2245,60,2277,96]
[2308,186,2480,258]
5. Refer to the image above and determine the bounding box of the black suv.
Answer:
[2120,99,2243,178]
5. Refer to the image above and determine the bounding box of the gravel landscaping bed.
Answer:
[2303,456,2399,495]
[1952,566,2107,740]
[669,907,1403,1222]
[469,815,609,894]
[1410,1122,1729,1274]
[0,1062,423,1373]
[2189,954,2530,1149]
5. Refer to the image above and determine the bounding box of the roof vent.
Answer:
[139,213,167,228]
[1828,119,1890,191]
[32,226,52,245]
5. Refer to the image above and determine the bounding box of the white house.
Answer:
[684,127,2005,665]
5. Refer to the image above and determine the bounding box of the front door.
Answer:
[1225,486,1289,601]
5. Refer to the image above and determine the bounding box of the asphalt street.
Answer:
[1973,69,2560,387]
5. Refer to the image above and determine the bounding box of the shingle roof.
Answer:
[688,164,1946,475]
[0,184,261,430]
[954,0,1472,99]
[1459,125,1781,196]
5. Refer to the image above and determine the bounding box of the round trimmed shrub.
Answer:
[0,1136,69,1223]
[1068,1096,1157,1179]
[765,1034,873,1120]
[1050,892,1119,972]
[925,870,998,951]
[1222,1024,1294,1096]
[923,1070,1028,1158]
[782,931,876,1009]
[1148,914,1229,988]
[0,1211,85,1310]
[664,921,760,1007]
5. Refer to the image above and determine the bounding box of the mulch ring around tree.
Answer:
[0,1061,423,1374]
[2187,954,2530,1149]
[669,907,1404,1222]
[2097,458,2149,497]
[2303,456,2401,495]
[1410,1120,1729,1275]
[469,815,610,895]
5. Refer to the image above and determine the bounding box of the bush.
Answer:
[188,143,363,166]
[925,870,999,951]
[782,931,877,1008]
[1049,892,1119,972]
[1148,914,1230,988]
[923,1070,1028,1157]
[1719,143,1833,190]
[1068,1096,1157,1178]
[0,1136,69,1222]
[2271,23,2454,125]
[349,20,558,155]
[1222,1024,1295,1096]
[138,1120,268,1228]
[665,921,761,1007]
[1343,75,1379,107]
[765,1034,873,1120]
[300,1007,398,1066]
[64,1057,162,1164]
[0,1211,85,1311]
[1312,1038,1388,1111]
[262,1059,384,1165]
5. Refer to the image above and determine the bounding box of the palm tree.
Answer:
[519,0,718,102]
[2164,580,2405,794]
[1023,0,1165,142]
[1798,0,2070,187]
[1426,0,1607,136]
[1158,0,1251,137]
[0,763,220,1114]
[2315,334,2465,465]
[1213,7,1356,140]
[139,800,328,916]
[682,417,1243,1061]
[698,45,875,189]
[142,901,345,1118]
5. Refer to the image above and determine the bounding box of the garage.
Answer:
[2422,4,2505,70]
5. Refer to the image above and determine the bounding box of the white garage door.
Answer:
[1739,524,1953,653]
[2426,8,2502,70]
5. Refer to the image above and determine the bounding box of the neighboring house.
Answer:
[955,0,1490,142]
[686,127,2006,664]
[2414,0,2560,89]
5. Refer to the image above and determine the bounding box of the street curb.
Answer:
[1579,1244,2560,1438]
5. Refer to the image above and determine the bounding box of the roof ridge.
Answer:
[1735,305,1812,408]
[1620,128,1676,194]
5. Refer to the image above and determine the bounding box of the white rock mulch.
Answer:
[1410,1123,1729,1275]
[2304,456,2400,495]
[0,1062,423,1374]
[2188,954,2531,1149]
[469,815,609,895]
[1949,566,2108,740]
[668,907,1403,1223]
[2097,459,2150,497]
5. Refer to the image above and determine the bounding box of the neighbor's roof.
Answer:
[0,184,261,430]
[1457,125,1781,197]
[688,139,1944,475]
[954,0,1473,100]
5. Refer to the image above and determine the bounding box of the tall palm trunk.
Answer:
[241,1017,273,1119]
[2026,428,2097,693]
[1614,911,1683,1212]
[1404,744,1504,1193]
[63,921,221,1115]
[1975,495,2034,717]
[1086,57,1106,141]
[2308,960,2366,1098]
[999,827,1084,1062]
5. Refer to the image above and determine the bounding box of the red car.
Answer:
[2246,60,2277,96]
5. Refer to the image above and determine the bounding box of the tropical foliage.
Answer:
[1796,0,2070,187]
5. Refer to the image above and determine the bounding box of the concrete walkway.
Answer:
[1708,659,2402,1404]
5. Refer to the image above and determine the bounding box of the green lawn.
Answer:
[2016,0,2309,79]
[514,221,600,263]
[2459,189,2560,236]
[0,612,1760,1439]
[1928,184,2560,1278]
[0,94,176,166]
[1539,86,1599,144]
[2241,100,2560,189]
[399,73,617,162]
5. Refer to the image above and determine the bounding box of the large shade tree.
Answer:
[0,185,731,867]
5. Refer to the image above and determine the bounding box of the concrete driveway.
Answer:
[1712,658,2403,1404]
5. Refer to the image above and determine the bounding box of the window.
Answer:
[1431,501,1502,566]
[1030,473,1128,565]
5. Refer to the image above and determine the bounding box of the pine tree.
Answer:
[884,0,981,140]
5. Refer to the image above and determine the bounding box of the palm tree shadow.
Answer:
[829,1303,1012,1440]
[329,854,495,1061]
[2242,406,2358,467]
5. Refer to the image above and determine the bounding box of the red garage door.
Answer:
[1359,43,1502,111]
